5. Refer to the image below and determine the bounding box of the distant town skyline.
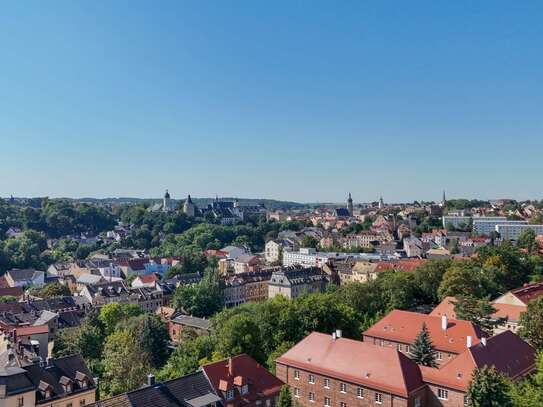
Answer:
[2,2,542,201]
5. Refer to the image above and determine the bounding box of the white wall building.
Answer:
[473,219,527,236]
[495,224,543,241]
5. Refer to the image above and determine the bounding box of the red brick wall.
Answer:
[276,362,413,407]
[425,384,466,407]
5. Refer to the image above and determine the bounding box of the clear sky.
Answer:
[1,1,542,203]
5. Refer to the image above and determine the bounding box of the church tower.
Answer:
[163,190,171,212]
[347,193,353,216]
[440,190,447,207]
[378,196,384,209]
[183,194,195,217]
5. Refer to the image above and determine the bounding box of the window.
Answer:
[340,403,346,407]
[414,397,421,407]
[226,390,235,400]
[323,378,330,388]
[67,403,73,407]
[437,388,448,400]
[405,345,410,354]
[266,399,271,407]
[294,388,300,398]
[357,387,364,398]
[324,397,331,407]
[340,383,347,393]
[436,351,443,361]
[80,400,86,407]
[309,374,315,384]
[241,385,249,395]
[374,393,383,404]
[17,397,24,407]
[309,392,315,403]
[294,370,300,380]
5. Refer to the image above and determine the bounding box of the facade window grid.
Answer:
[375,392,383,404]
[438,388,449,400]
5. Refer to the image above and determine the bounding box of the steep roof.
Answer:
[202,354,283,403]
[276,332,424,397]
[429,296,458,319]
[421,331,536,391]
[94,371,220,407]
[363,310,483,354]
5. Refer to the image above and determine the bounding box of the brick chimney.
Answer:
[441,315,448,331]
[228,357,233,377]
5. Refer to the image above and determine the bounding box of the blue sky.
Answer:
[1,1,542,203]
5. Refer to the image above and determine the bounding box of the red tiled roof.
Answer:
[363,310,483,355]
[375,259,427,273]
[429,297,458,320]
[276,332,424,398]
[421,330,536,391]
[118,258,149,270]
[137,273,159,284]
[15,324,49,336]
[202,354,283,403]
[0,287,24,297]
[509,282,543,305]
[491,303,526,323]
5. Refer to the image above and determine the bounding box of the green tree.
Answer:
[519,297,543,350]
[453,295,506,337]
[467,366,513,407]
[158,333,215,380]
[410,323,437,367]
[29,281,71,299]
[0,296,17,303]
[517,229,538,254]
[510,352,543,407]
[438,265,481,299]
[172,267,223,317]
[215,313,265,363]
[300,235,318,249]
[277,385,293,407]
[102,329,152,396]
[118,313,170,368]
[98,302,143,335]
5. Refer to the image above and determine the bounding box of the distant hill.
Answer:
[4,196,304,211]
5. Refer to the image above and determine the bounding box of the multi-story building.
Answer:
[276,331,427,407]
[277,330,535,407]
[282,249,348,268]
[495,224,543,241]
[80,281,163,311]
[441,216,473,229]
[223,271,273,307]
[0,354,96,407]
[268,267,327,300]
[265,240,295,263]
[472,219,526,236]
[363,310,483,365]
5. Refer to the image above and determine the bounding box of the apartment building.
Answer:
[268,267,327,300]
[495,224,543,241]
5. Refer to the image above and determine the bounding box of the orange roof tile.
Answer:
[363,310,483,355]
[491,303,526,323]
[276,332,424,398]
[429,296,458,319]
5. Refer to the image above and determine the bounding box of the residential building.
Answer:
[5,269,45,288]
[80,281,163,311]
[93,371,220,407]
[495,224,543,241]
[265,240,294,263]
[403,237,423,258]
[282,248,349,268]
[268,267,327,300]
[223,271,273,307]
[363,310,483,364]
[472,219,527,236]
[441,216,473,229]
[0,354,96,407]
[491,281,543,333]
[169,314,212,342]
[233,255,260,274]
[276,331,427,407]
[277,330,535,407]
[202,354,283,407]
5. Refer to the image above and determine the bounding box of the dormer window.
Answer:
[226,389,235,400]
[59,376,73,394]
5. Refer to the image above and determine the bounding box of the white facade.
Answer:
[473,219,527,236]
[265,240,281,263]
[495,224,543,241]
[442,215,472,229]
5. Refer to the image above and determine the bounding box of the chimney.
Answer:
[467,336,472,348]
[147,373,156,386]
[441,315,448,331]
[332,332,337,341]
[481,337,487,346]
[228,357,233,377]
[335,329,342,338]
